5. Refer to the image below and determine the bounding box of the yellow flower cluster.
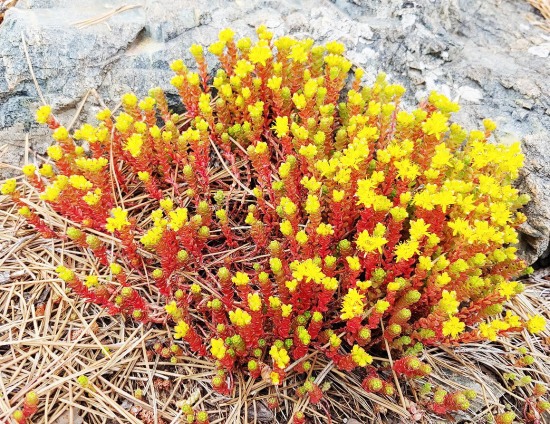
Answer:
[269,345,290,369]
[229,308,252,327]
[340,289,365,320]
[105,207,130,232]
[21,27,546,400]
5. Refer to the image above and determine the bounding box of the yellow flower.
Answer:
[332,189,345,202]
[280,220,293,236]
[351,344,373,366]
[124,133,143,158]
[429,91,460,113]
[256,25,273,40]
[279,197,297,216]
[295,230,308,245]
[138,171,150,182]
[211,338,227,360]
[269,296,281,309]
[249,40,272,66]
[269,345,290,369]
[187,72,200,86]
[139,96,156,111]
[422,111,449,140]
[479,322,498,341]
[292,93,307,110]
[431,143,452,168]
[229,308,252,326]
[74,157,108,173]
[140,226,164,248]
[96,108,112,121]
[374,299,390,314]
[110,262,122,275]
[316,223,334,236]
[18,206,31,217]
[288,43,309,63]
[189,43,204,58]
[356,280,372,291]
[281,304,293,317]
[504,311,521,328]
[322,277,338,291]
[39,164,55,177]
[409,219,430,240]
[52,126,69,141]
[526,315,546,334]
[356,223,387,254]
[325,41,345,55]
[253,141,268,155]
[438,290,459,315]
[47,145,63,161]
[36,105,52,124]
[305,195,320,214]
[69,175,93,191]
[248,293,262,311]
[442,316,465,338]
[208,40,226,56]
[174,321,190,339]
[234,60,254,78]
[22,164,36,177]
[396,111,414,126]
[84,275,99,288]
[300,176,322,192]
[270,371,281,385]
[166,207,187,231]
[418,256,433,271]
[267,77,282,91]
[232,272,250,287]
[115,113,134,132]
[165,301,181,319]
[395,159,420,181]
[498,281,518,300]
[390,206,408,222]
[387,281,401,291]
[82,188,102,206]
[1,179,17,195]
[55,265,75,282]
[394,240,419,262]
[218,28,235,42]
[105,207,130,232]
[329,333,342,348]
[122,92,138,108]
[299,144,317,159]
[340,288,365,320]
[292,259,324,284]
[346,256,361,271]
[435,272,451,286]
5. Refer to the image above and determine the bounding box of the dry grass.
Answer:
[0,156,549,424]
[0,3,549,419]
[527,0,550,29]
[528,0,550,20]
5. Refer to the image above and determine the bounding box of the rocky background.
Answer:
[0,0,549,264]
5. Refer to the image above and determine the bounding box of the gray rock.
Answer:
[0,0,549,263]
[528,43,550,58]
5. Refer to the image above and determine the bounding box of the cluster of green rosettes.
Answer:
[2,26,547,420]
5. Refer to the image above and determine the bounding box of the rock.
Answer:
[246,402,274,423]
[517,133,550,265]
[528,43,550,58]
[457,85,483,103]
[0,0,549,263]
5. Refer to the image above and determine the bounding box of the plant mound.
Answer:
[2,26,547,419]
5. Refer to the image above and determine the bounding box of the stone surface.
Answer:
[0,0,549,263]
